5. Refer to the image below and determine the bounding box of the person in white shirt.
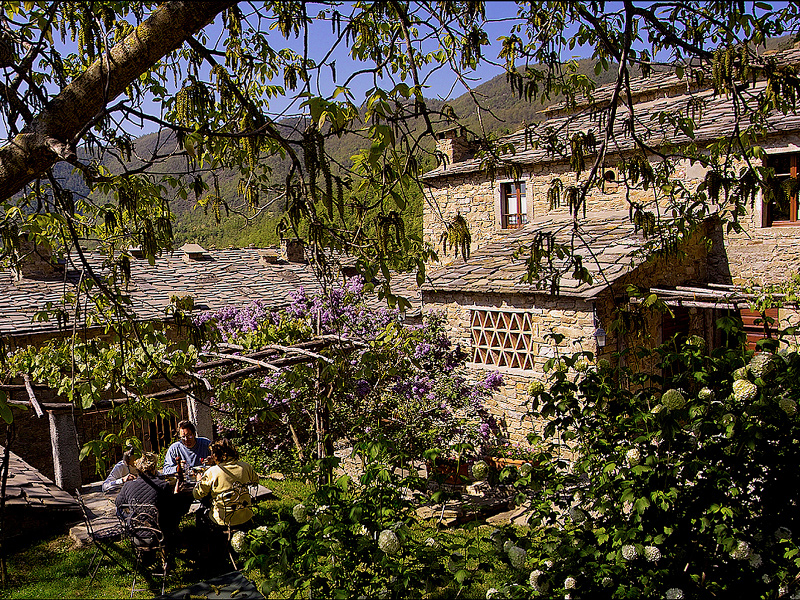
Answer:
[102,449,138,493]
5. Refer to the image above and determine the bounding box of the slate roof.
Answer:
[0,247,423,336]
[424,46,800,180]
[422,210,655,298]
[1,446,79,512]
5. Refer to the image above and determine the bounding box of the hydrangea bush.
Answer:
[493,319,800,599]
[241,439,473,598]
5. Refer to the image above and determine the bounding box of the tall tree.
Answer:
[0,0,799,374]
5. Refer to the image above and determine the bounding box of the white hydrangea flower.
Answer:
[378,529,400,555]
[508,545,527,569]
[543,559,554,569]
[292,503,309,523]
[780,585,789,596]
[730,540,751,560]
[626,448,642,467]
[644,545,661,562]
[749,351,775,379]
[601,576,613,587]
[568,506,587,523]
[732,379,758,403]
[749,553,763,568]
[230,530,247,553]
[621,544,639,560]
[357,524,370,537]
[256,525,269,532]
[564,576,577,589]
[698,387,714,401]
[790,590,800,600]
[485,588,499,599]
[424,537,441,549]
[472,460,489,481]
[519,462,533,477]
[665,588,684,599]
[662,389,686,410]
[763,574,772,584]
[529,569,543,588]
[780,397,798,416]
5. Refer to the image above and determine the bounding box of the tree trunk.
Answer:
[0,0,236,201]
[0,423,16,587]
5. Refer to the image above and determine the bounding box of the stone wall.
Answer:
[422,225,713,443]
[424,159,662,258]
[423,291,598,445]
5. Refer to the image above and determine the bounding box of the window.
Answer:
[500,181,527,229]
[471,309,535,370]
[764,153,799,226]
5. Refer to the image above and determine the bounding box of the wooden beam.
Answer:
[22,374,44,418]
[200,351,283,372]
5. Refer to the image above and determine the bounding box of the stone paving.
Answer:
[332,447,534,527]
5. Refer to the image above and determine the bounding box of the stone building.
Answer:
[421,47,800,444]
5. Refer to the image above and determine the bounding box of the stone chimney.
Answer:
[12,236,63,281]
[435,126,473,168]
[180,243,207,263]
[258,248,280,265]
[280,238,305,263]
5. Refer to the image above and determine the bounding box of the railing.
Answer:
[502,213,527,229]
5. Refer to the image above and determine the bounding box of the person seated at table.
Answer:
[193,438,258,528]
[162,420,211,475]
[102,448,138,493]
[116,452,192,545]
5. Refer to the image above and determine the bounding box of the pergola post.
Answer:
[48,410,82,492]
[187,386,214,440]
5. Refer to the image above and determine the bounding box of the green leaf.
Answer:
[454,569,469,584]
[0,392,12,424]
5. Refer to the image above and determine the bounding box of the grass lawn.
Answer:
[0,477,522,599]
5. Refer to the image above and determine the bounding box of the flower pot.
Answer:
[485,456,529,470]
[425,459,471,485]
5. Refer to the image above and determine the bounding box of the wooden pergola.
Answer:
[0,335,357,491]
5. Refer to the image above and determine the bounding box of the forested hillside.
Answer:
[60,37,792,250]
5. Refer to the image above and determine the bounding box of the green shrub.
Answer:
[495,321,800,599]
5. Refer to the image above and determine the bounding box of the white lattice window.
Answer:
[471,309,535,370]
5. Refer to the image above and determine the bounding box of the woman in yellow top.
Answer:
[192,438,258,528]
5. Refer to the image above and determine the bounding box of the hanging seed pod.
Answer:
[0,33,15,68]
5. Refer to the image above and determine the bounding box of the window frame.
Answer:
[470,308,536,371]
[499,180,528,230]
[763,152,800,227]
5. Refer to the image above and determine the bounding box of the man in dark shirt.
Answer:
[116,452,191,545]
